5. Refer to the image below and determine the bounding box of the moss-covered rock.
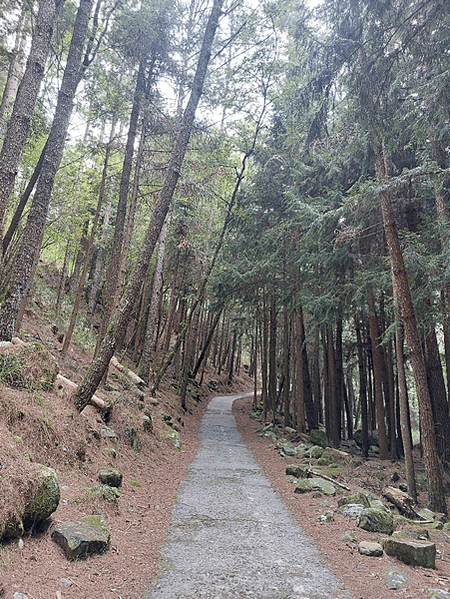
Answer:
[98,468,122,488]
[24,467,60,522]
[357,507,394,534]
[52,516,110,560]
[338,492,372,508]
[295,477,336,496]
[285,464,307,479]
[382,537,436,568]
[309,429,329,448]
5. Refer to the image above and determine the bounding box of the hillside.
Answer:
[0,262,252,598]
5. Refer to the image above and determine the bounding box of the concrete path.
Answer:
[144,394,350,599]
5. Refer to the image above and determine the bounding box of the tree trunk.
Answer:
[0,0,62,231]
[376,139,447,513]
[423,326,450,464]
[139,212,170,381]
[367,285,389,459]
[354,311,369,457]
[0,10,29,139]
[73,0,226,411]
[393,288,417,501]
[0,0,94,341]
[95,58,147,353]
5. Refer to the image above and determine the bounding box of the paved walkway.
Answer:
[144,394,350,599]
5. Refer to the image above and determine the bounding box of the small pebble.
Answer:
[60,578,73,587]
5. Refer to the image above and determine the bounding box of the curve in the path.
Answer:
[144,394,351,599]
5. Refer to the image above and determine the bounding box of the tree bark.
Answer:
[376,140,447,513]
[0,0,63,232]
[367,285,389,459]
[73,0,225,410]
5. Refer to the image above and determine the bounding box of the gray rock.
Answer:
[338,503,366,519]
[369,499,386,510]
[295,477,336,496]
[423,590,450,599]
[358,541,383,557]
[24,466,60,522]
[13,593,28,599]
[338,492,371,508]
[419,508,435,521]
[100,425,116,438]
[51,516,110,560]
[98,468,123,488]
[91,484,120,504]
[356,507,394,534]
[279,443,298,457]
[383,566,415,590]
[60,578,73,587]
[306,445,324,459]
[382,537,436,568]
[317,510,334,523]
[340,531,358,543]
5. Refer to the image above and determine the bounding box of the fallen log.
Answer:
[382,486,420,519]
[110,356,146,387]
[57,374,106,410]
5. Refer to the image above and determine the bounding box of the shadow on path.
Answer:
[144,394,350,599]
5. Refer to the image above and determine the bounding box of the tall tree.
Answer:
[73,0,226,411]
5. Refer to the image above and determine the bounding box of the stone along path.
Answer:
[144,394,351,599]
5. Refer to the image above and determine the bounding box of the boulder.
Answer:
[383,566,415,590]
[309,429,329,448]
[24,467,60,523]
[52,515,110,560]
[305,445,324,459]
[317,510,334,523]
[358,541,383,557]
[338,492,371,508]
[356,507,394,534]
[340,531,358,543]
[419,508,435,521]
[382,537,436,568]
[98,468,122,488]
[285,464,307,479]
[295,477,336,496]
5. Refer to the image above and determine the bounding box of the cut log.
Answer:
[111,356,146,387]
[383,486,420,519]
[57,374,106,410]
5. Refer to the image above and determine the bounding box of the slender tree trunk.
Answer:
[73,0,226,410]
[56,241,71,315]
[367,285,389,459]
[354,311,369,457]
[95,58,147,353]
[393,288,417,501]
[0,10,29,139]
[139,212,170,381]
[282,306,290,427]
[0,0,94,341]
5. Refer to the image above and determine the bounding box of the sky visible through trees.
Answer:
[0,0,450,510]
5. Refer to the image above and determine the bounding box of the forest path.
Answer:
[144,394,351,599]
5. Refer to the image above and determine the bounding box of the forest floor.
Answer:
[1,263,450,598]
